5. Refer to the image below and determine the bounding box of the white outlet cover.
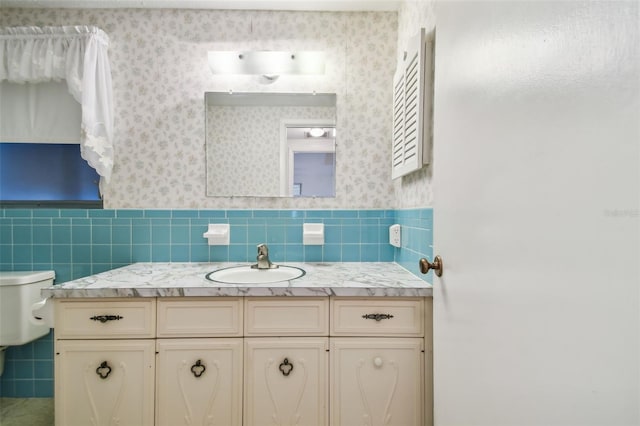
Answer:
[389,224,401,247]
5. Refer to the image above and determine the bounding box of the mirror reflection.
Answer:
[205,92,336,197]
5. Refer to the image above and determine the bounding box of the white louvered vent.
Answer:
[391,28,434,180]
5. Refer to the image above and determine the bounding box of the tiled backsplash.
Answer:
[394,208,434,278]
[0,207,432,397]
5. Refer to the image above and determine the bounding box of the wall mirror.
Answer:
[205,92,336,198]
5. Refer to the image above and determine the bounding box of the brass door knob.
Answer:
[419,255,443,277]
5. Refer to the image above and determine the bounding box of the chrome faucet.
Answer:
[252,243,278,270]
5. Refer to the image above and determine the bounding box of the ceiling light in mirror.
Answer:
[308,128,325,137]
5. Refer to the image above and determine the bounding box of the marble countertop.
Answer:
[42,262,432,298]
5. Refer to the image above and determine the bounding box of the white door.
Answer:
[431,2,639,425]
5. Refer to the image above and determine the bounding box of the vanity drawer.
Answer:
[55,298,156,339]
[330,298,424,337]
[157,297,242,337]
[244,297,329,336]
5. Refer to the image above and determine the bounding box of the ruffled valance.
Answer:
[0,26,114,184]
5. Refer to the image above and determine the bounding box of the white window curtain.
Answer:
[0,26,114,184]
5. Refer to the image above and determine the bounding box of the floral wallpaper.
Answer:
[206,104,335,197]
[1,8,401,209]
[395,1,436,208]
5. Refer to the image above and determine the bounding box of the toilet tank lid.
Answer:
[0,271,55,286]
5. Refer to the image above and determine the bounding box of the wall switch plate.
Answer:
[389,224,401,247]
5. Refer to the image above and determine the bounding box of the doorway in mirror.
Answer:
[282,123,336,197]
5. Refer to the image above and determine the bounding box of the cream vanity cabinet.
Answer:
[243,297,329,426]
[54,296,430,426]
[54,299,156,426]
[155,298,244,426]
[330,298,426,425]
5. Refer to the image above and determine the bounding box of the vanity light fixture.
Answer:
[208,51,325,83]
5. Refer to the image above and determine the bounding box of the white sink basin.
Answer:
[205,265,305,284]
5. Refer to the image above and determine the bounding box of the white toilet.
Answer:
[0,270,55,376]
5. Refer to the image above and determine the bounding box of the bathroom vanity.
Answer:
[43,262,433,426]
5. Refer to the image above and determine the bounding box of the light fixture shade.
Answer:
[208,51,325,75]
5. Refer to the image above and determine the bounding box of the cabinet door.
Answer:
[55,339,155,426]
[244,337,328,426]
[330,338,424,426]
[155,338,243,426]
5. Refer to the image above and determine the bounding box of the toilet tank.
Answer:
[0,271,55,346]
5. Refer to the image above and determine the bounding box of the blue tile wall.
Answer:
[394,208,434,280]
[0,330,54,398]
[0,207,432,397]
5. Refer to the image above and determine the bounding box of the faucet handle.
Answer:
[253,243,277,269]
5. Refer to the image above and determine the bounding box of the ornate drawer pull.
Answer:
[362,313,394,321]
[279,358,294,376]
[96,361,112,379]
[90,315,123,323]
[191,360,206,378]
